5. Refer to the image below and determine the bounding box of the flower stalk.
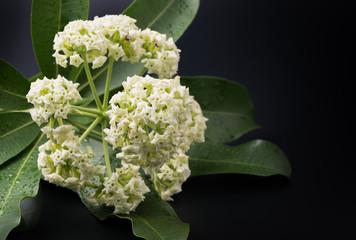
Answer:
[79,116,102,143]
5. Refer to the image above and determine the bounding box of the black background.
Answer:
[1,0,355,239]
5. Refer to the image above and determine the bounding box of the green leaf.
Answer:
[188,140,291,178]
[0,59,40,165]
[0,133,45,240]
[0,59,32,111]
[117,184,189,240]
[31,0,89,79]
[77,0,199,98]
[180,76,260,143]
[124,0,199,41]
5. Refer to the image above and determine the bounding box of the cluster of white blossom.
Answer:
[141,29,180,79]
[53,14,180,78]
[26,75,81,125]
[152,152,191,200]
[105,75,207,199]
[93,15,145,63]
[98,164,150,214]
[38,125,106,191]
[27,13,206,211]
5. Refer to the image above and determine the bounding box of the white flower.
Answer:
[92,55,108,69]
[104,75,207,174]
[70,54,84,67]
[141,29,180,78]
[108,44,125,61]
[152,152,191,201]
[93,15,146,63]
[53,19,109,68]
[26,75,81,125]
[99,163,150,214]
[37,125,105,191]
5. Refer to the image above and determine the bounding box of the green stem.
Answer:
[71,105,104,116]
[84,182,101,188]
[57,118,63,126]
[49,116,54,128]
[103,56,114,108]
[101,119,112,178]
[67,118,102,137]
[82,56,104,112]
[79,117,102,143]
[69,110,97,118]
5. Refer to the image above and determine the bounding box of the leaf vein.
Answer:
[0,88,27,99]
[189,157,279,171]
[132,213,164,240]
[0,134,44,216]
[55,0,63,77]
[147,0,175,28]
[0,121,35,139]
[203,110,250,117]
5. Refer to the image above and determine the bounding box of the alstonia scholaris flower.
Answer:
[152,151,191,201]
[104,75,207,174]
[99,163,150,214]
[93,15,145,63]
[53,14,180,77]
[53,19,109,68]
[38,125,106,191]
[26,75,81,125]
[141,29,180,79]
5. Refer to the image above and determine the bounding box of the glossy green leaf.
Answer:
[180,76,260,143]
[77,0,199,98]
[31,0,89,79]
[117,182,189,240]
[0,59,40,165]
[188,140,291,178]
[124,0,199,41]
[0,134,45,240]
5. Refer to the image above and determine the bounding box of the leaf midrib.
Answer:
[131,212,164,240]
[0,134,44,216]
[146,0,175,28]
[55,0,63,77]
[0,121,35,139]
[203,110,251,117]
[189,157,279,172]
[0,88,27,99]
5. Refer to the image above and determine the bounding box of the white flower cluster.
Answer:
[26,75,81,125]
[105,75,207,199]
[99,164,150,214]
[93,15,144,63]
[152,152,191,201]
[53,14,180,78]
[38,125,106,191]
[141,29,180,79]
